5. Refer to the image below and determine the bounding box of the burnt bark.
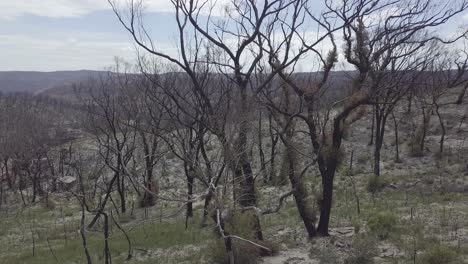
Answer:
[435,104,446,154]
[455,83,467,104]
[373,111,389,176]
[392,113,401,163]
[316,169,335,236]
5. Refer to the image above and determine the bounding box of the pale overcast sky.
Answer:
[1,1,467,72]
[0,0,179,71]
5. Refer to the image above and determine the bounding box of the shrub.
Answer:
[208,239,259,264]
[366,176,386,194]
[274,153,289,186]
[420,244,458,264]
[352,218,362,234]
[344,235,377,264]
[408,126,426,157]
[166,152,177,160]
[208,211,278,263]
[342,167,364,176]
[357,153,371,164]
[367,211,398,240]
[118,213,136,224]
[316,246,340,264]
[207,238,278,264]
[41,197,56,210]
[63,208,74,217]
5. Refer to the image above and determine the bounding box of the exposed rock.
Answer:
[329,227,355,237]
[59,176,76,185]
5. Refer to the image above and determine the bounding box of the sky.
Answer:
[0,0,179,71]
[1,1,467,72]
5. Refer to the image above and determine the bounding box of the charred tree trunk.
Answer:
[3,158,12,190]
[419,107,432,154]
[392,113,401,163]
[79,205,92,264]
[285,140,317,238]
[201,187,214,227]
[141,166,156,208]
[87,171,120,229]
[258,110,269,184]
[279,83,318,238]
[317,168,335,236]
[455,83,467,104]
[373,112,388,176]
[369,106,375,145]
[140,134,158,208]
[435,104,446,154]
[186,167,194,220]
[233,85,263,241]
[407,93,413,114]
[373,143,382,177]
[102,213,111,264]
[268,114,279,184]
[117,172,126,214]
[275,151,290,186]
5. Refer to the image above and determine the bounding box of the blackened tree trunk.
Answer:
[316,168,335,236]
[102,213,111,264]
[233,85,263,241]
[201,187,214,227]
[373,143,382,177]
[116,171,126,214]
[88,171,120,229]
[285,140,317,238]
[258,110,269,184]
[31,172,37,203]
[275,152,290,186]
[373,111,388,176]
[3,158,12,190]
[407,93,413,114]
[369,106,375,145]
[455,83,467,104]
[278,82,317,238]
[392,113,401,163]
[185,165,195,219]
[418,107,432,154]
[141,165,156,208]
[140,132,158,208]
[435,104,446,154]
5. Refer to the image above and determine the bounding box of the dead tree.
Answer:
[77,66,138,226]
[269,0,468,236]
[108,0,318,243]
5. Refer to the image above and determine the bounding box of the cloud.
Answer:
[0,0,175,20]
[0,34,136,71]
[0,0,237,20]
[0,0,106,20]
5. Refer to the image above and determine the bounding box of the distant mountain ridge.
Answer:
[0,70,108,94]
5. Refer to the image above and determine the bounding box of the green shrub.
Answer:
[63,208,74,217]
[352,218,362,234]
[357,153,371,164]
[208,211,278,263]
[316,246,340,264]
[409,146,424,157]
[166,152,177,160]
[420,244,458,264]
[366,176,386,193]
[341,167,360,176]
[207,238,277,264]
[408,126,426,157]
[118,213,136,223]
[344,235,377,264]
[274,153,289,186]
[367,211,398,240]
